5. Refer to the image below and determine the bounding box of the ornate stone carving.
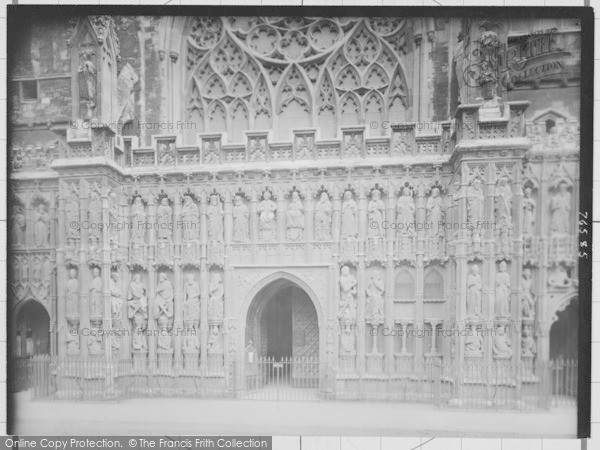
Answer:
[425,187,445,262]
[157,198,173,242]
[396,186,415,261]
[494,176,513,258]
[492,324,512,359]
[465,324,483,357]
[127,273,148,321]
[521,268,536,320]
[89,267,103,319]
[154,272,174,350]
[109,272,123,320]
[366,271,384,326]
[521,326,537,357]
[286,191,305,241]
[495,261,511,318]
[467,178,484,254]
[522,187,536,236]
[314,191,332,240]
[232,194,250,243]
[88,185,102,247]
[182,195,200,242]
[78,50,97,119]
[339,265,357,326]
[258,189,277,242]
[207,193,224,243]
[340,325,355,355]
[65,268,80,319]
[367,189,385,238]
[33,203,50,247]
[208,272,224,325]
[10,205,26,247]
[466,265,482,318]
[183,273,200,324]
[550,181,571,235]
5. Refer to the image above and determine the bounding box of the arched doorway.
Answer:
[13,300,50,357]
[244,277,320,397]
[550,296,578,361]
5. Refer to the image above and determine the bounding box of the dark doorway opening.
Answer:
[264,293,293,361]
[550,296,578,361]
[14,300,50,357]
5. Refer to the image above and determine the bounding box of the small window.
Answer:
[545,119,556,134]
[21,80,38,101]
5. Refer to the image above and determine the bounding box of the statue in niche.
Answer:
[66,328,79,354]
[341,191,358,239]
[521,268,536,319]
[11,206,25,246]
[492,325,512,358]
[184,273,200,323]
[183,325,200,352]
[130,197,146,243]
[65,189,80,246]
[521,327,537,357]
[181,195,199,242]
[109,272,123,320]
[207,194,224,243]
[154,272,174,320]
[466,264,482,317]
[367,189,385,238]
[314,192,332,240]
[495,261,511,318]
[467,178,485,252]
[258,190,277,241]
[87,327,103,355]
[65,268,79,318]
[157,314,171,350]
[208,272,224,324]
[547,265,577,289]
[208,325,223,353]
[339,265,357,324]
[78,51,96,118]
[366,272,385,325]
[465,325,483,357]
[127,273,148,319]
[89,267,103,318]
[132,314,147,351]
[340,325,355,354]
[550,181,571,235]
[494,177,513,256]
[158,142,174,165]
[232,195,250,243]
[522,187,536,236]
[396,187,415,232]
[426,188,445,258]
[88,190,102,246]
[286,191,305,241]
[34,203,49,247]
[157,198,173,241]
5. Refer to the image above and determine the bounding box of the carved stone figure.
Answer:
[157,314,172,350]
[127,273,148,319]
[88,190,102,245]
[87,327,103,355]
[258,190,277,241]
[11,206,26,246]
[521,327,537,357]
[550,181,571,235]
[208,325,223,353]
[286,191,305,241]
[207,194,224,243]
[522,187,536,236]
[181,195,199,242]
[495,261,511,318]
[396,187,415,233]
[157,198,173,241]
[154,272,174,320]
[34,203,49,247]
[130,196,146,243]
[339,265,357,324]
[340,325,355,354]
[132,314,148,351]
[493,325,512,358]
[467,178,485,251]
[341,191,358,239]
[109,272,123,319]
[66,328,79,355]
[426,188,445,258]
[184,273,200,323]
[465,325,483,357]
[314,192,332,240]
[367,189,385,238]
[158,143,174,165]
[89,267,103,318]
[78,51,97,118]
[65,269,79,318]
[208,272,224,324]
[366,272,385,325]
[183,325,200,352]
[65,189,80,246]
[466,265,482,317]
[495,177,513,256]
[232,195,250,243]
[521,268,536,319]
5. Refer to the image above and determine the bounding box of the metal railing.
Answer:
[19,357,578,409]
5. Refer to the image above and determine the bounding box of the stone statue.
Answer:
[495,177,512,255]
[467,179,485,250]
[87,327,103,355]
[11,206,25,246]
[366,272,384,324]
[521,268,536,319]
[132,314,147,351]
[245,339,256,364]
[208,272,224,324]
[34,203,49,247]
[109,272,123,319]
[466,265,482,317]
[314,192,332,240]
[65,189,80,246]
[426,187,444,237]
[88,190,102,245]
[130,196,146,243]
[157,198,173,241]
[495,261,511,318]
[89,267,103,318]
[181,195,199,242]
[157,314,171,350]
[184,273,201,323]
[78,51,96,116]
[521,327,537,357]
[465,325,483,357]
[154,272,174,320]
[367,189,385,238]
[339,265,357,324]
[341,191,358,239]
[127,273,148,319]
[232,195,250,243]
[550,181,571,235]
[66,328,79,355]
[207,194,224,243]
[258,190,277,241]
[522,187,536,236]
[396,187,415,234]
[183,325,200,352]
[340,325,355,354]
[208,325,223,353]
[65,268,79,318]
[286,191,305,241]
[492,325,512,358]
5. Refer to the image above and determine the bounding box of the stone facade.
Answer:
[8,15,581,394]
